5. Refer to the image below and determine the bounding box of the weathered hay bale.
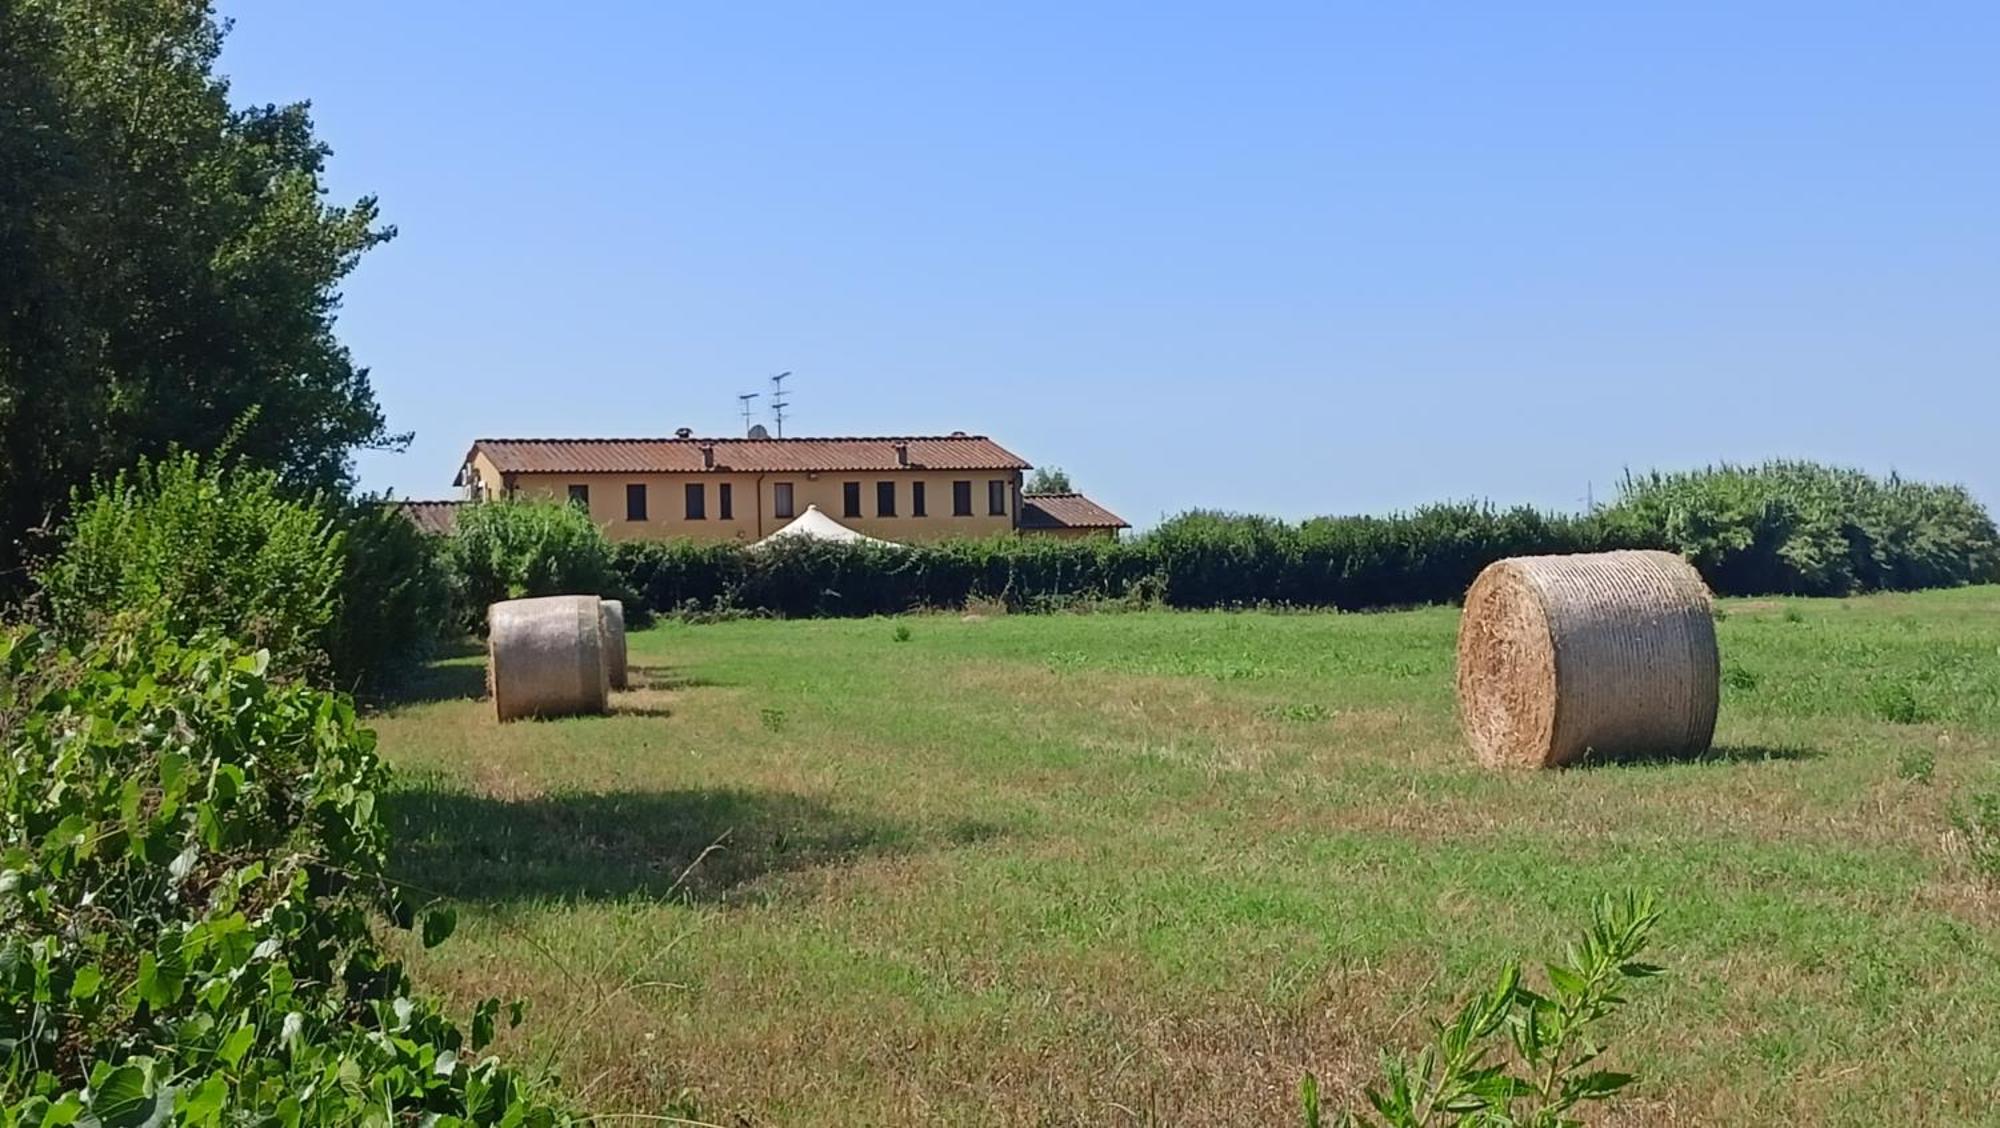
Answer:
[487,595,610,722]
[1456,550,1719,768]
[599,599,628,690]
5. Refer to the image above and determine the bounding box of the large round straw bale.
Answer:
[487,595,610,722]
[599,599,628,691]
[1456,550,1719,769]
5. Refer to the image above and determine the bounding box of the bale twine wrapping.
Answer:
[1456,550,1719,769]
[487,595,610,722]
[599,599,628,691]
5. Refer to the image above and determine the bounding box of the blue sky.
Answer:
[218,2,1999,526]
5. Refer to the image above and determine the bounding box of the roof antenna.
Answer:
[737,392,760,436]
[769,371,792,438]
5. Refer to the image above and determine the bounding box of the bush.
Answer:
[329,500,454,691]
[0,626,574,1122]
[443,499,618,630]
[36,452,345,680]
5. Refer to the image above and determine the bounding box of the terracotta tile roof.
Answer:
[465,435,1031,475]
[392,499,461,536]
[1019,492,1129,530]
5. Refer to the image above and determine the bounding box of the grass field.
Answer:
[374,588,2000,1126]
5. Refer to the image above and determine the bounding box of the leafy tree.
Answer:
[0,0,399,586]
[1026,466,1074,493]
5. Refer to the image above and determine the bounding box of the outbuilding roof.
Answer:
[462,435,1030,476]
[1019,492,1130,530]
[392,499,462,536]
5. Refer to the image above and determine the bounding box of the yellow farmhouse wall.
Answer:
[470,458,1024,543]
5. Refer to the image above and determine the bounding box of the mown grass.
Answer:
[373,588,2000,1126]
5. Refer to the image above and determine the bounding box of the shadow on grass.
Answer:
[385,785,935,903]
[1580,743,1825,769]
[369,660,487,708]
[628,664,726,691]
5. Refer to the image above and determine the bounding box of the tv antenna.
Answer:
[736,392,761,435]
[769,371,792,438]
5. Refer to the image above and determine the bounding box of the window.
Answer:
[843,481,862,518]
[912,481,927,517]
[876,481,896,517]
[567,484,589,509]
[952,480,973,516]
[625,483,647,521]
[684,482,706,520]
[719,483,733,520]
[774,482,795,519]
[988,480,1007,516]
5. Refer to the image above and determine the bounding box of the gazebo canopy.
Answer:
[748,505,903,550]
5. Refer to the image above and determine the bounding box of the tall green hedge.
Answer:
[610,463,1999,618]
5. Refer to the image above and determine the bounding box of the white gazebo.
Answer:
[748,505,904,550]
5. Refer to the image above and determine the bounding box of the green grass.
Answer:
[374,588,2000,1126]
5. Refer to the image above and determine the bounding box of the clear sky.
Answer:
[216,2,1999,526]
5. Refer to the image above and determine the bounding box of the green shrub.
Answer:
[0,626,574,1122]
[329,500,453,690]
[443,499,617,630]
[596,462,1998,621]
[36,452,344,680]
[1309,892,1663,1128]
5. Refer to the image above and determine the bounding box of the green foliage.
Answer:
[1868,682,1929,725]
[1026,466,1073,493]
[1316,892,1663,1128]
[892,622,913,643]
[1602,462,2000,596]
[1895,749,1935,785]
[604,462,1997,620]
[1954,792,2000,884]
[443,500,617,629]
[0,0,398,586]
[0,626,572,1122]
[328,500,454,690]
[37,452,345,680]
[35,454,445,689]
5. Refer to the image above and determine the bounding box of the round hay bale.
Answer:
[1456,550,1719,769]
[487,595,610,722]
[599,598,628,691]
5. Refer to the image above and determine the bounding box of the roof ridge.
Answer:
[1023,490,1083,498]
[474,434,993,444]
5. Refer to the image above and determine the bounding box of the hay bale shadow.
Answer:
[1579,743,1823,769]
[385,785,954,903]
[370,660,488,708]
[627,664,725,691]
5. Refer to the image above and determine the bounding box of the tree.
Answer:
[0,0,399,585]
[1026,466,1073,493]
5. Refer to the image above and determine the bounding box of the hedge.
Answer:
[608,463,2000,619]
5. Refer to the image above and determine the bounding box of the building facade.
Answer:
[453,434,1128,543]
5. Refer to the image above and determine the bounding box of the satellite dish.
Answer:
[747,423,771,440]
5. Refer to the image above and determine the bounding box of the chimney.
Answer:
[700,443,715,470]
[893,441,909,467]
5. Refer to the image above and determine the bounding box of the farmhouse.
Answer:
[450,433,1129,544]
